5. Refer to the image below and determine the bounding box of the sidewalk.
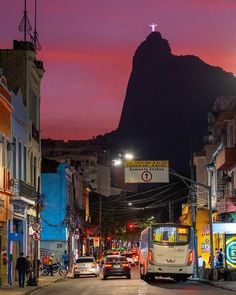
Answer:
[0,272,71,295]
[190,278,236,293]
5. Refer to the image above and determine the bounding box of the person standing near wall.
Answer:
[61,250,69,267]
[15,253,28,288]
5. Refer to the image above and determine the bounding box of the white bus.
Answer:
[139,223,194,282]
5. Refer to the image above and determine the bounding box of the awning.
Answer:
[202,222,236,234]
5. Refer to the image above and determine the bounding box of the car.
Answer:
[131,251,139,264]
[103,255,131,280]
[73,256,99,278]
[123,253,135,266]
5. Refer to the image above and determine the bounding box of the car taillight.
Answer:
[187,250,193,265]
[122,263,129,268]
[91,263,96,268]
[148,249,154,264]
[105,263,112,268]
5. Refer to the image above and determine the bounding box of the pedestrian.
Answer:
[48,254,55,276]
[215,248,224,269]
[15,252,28,288]
[62,250,69,267]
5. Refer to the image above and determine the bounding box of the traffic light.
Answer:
[128,223,134,230]
[107,236,112,241]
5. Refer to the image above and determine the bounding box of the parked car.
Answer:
[74,257,99,278]
[103,255,131,280]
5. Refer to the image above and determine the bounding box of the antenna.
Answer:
[30,0,42,52]
[18,0,32,42]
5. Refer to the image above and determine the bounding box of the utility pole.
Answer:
[99,194,102,257]
[34,176,40,280]
[190,151,199,278]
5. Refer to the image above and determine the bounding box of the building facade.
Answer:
[0,75,13,286]
[0,40,44,284]
[9,88,37,283]
[41,159,90,263]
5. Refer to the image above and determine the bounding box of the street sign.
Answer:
[124,160,169,183]
[32,222,41,232]
[32,232,41,241]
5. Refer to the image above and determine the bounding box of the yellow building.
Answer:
[179,204,218,268]
[0,74,13,286]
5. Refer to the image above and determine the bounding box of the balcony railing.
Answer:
[215,146,236,170]
[12,179,37,202]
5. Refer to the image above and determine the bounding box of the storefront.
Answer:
[202,222,236,275]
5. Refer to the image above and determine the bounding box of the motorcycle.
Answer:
[40,262,62,276]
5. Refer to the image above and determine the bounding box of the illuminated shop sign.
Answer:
[225,234,236,269]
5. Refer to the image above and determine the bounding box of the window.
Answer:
[18,142,22,179]
[33,156,36,187]
[76,258,94,263]
[13,138,16,177]
[152,226,190,245]
[23,146,27,181]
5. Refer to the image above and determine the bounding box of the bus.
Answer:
[139,223,194,282]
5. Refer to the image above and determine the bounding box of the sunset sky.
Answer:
[1,0,236,140]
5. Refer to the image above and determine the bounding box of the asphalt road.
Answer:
[33,266,234,295]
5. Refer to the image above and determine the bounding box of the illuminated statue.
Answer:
[150,23,157,32]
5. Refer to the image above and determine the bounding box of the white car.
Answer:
[74,257,99,278]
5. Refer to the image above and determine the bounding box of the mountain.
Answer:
[97,32,236,172]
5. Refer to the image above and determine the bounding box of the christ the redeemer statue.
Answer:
[150,23,157,32]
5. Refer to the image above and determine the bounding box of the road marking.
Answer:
[138,282,148,295]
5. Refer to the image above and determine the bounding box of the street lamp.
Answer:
[112,152,134,166]
[124,153,134,160]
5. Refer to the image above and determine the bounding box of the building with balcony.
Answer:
[0,40,44,199]
[187,96,236,273]
[8,88,38,283]
[0,74,13,286]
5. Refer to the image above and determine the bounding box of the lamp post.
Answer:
[169,169,214,275]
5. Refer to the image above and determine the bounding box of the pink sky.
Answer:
[1,0,236,140]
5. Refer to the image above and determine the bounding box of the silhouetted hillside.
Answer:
[97,32,236,172]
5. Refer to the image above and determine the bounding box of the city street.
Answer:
[32,266,235,295]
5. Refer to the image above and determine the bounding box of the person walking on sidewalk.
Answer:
[15,252,28,288]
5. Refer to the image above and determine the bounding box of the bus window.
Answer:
[153,226,190,245]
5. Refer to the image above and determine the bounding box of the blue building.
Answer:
[41,160,68,259]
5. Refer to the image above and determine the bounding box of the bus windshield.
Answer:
[152,225,190,245]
